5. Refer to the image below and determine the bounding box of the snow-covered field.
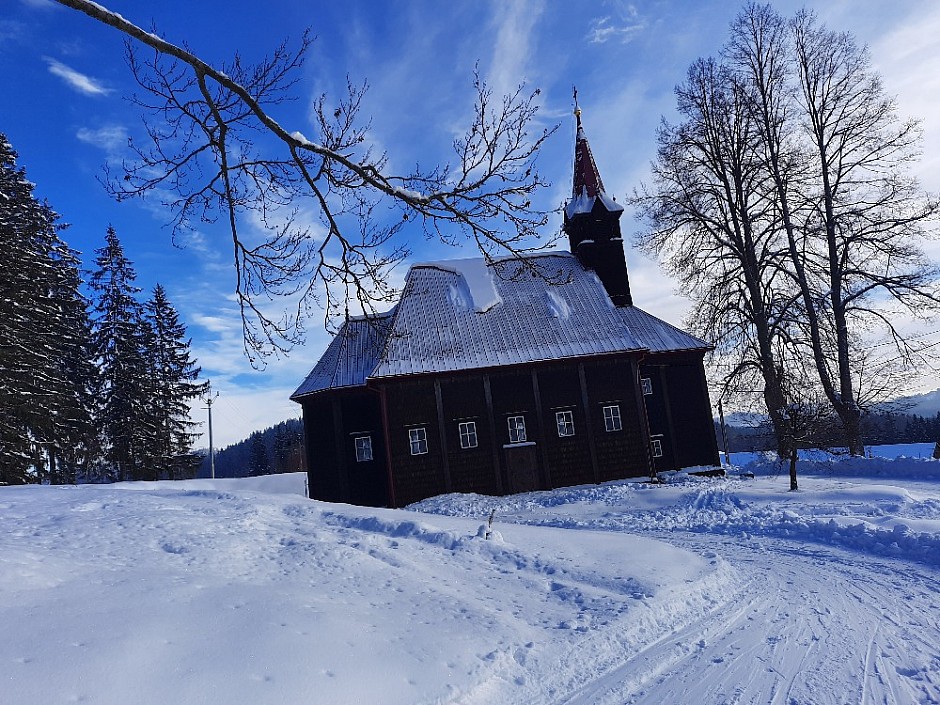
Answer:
[2,450,939,704]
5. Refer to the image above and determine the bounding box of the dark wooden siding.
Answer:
[381,378,447,506]
[340,392,388,506]
[302,396,344,502]
[301,390,388,506]
[301,350,715,508]
[641,353,719,471]
[585,358,650,481]
[538,365,594,489]
[487,369,539,492]
[439,375,499,495]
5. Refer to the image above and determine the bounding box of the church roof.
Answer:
[291,253,708,399]
[290,311,394,399]
[565,111,624,219]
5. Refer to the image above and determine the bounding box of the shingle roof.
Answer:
[291,252,708,399]
[290,312,393,400]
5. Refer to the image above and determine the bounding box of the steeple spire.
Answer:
[570,88,609,204]
[563,92,632,306]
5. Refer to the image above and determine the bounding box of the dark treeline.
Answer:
[202,418,305,479]
[0,133,205,485]
[717,410,940,453]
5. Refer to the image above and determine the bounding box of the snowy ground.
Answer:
[2,450,939,704]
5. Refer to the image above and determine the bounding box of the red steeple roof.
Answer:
[565,95,623,219]
[572,108,606,199]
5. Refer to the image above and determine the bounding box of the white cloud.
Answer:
[20,0,57,8]
[488,0,545,99]
[43,56,112,96]
[588,5,645,44]
[76,124,128,154]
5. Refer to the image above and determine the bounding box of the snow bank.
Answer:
[110,471,308,496]
[413,455,940,568]
[744,451,940,481]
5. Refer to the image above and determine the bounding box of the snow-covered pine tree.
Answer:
[39,238,99,484]
[142,284,205,480]
[0,133,97,484]
[89,226,152,482]
[0,133,48,482]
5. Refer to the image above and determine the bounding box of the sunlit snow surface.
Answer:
[2,449,939,704]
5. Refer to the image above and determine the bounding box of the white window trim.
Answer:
[354,435,373,462]
[458,421,478,449]
[641,377,653,395]
[555,410,575,437]
[409,427,428,455]
[507,415,527,444]
[602,405,622,432]
[651,438,663,457]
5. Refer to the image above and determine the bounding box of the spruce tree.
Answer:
[0,133,97,484]
[89,226,151,482]
[142,284,205,480]
[248,433,270,477]
[40,239,99,483]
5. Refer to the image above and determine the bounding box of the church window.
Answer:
[602,405,622,432]
[507,416,527,444]
[409,427,428,455]
[458,421,478,449]
[556,410,575,437]
[354,435,373,462]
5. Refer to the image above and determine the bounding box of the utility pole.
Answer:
[204,382,220,479]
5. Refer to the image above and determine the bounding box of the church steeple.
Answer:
[563,93,633,307]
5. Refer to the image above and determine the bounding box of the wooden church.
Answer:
[291,109,720,507]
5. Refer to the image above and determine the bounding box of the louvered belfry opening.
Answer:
[563,106,633,307]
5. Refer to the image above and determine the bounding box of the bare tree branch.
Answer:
[55,0,558,364]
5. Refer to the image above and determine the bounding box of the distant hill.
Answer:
[885,388,940,417]
[199,418,305,479]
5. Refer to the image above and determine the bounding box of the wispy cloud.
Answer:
[0,20,26,43]
[488,0,545,98]
[20,0,57,9]
[588,5,646,44]
[76,123,128,154]
[44,56,112,96]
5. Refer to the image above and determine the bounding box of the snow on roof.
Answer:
[564,190,624,218]
[371,252,704,378]
[415,257,501,313]
[292,252,709,395]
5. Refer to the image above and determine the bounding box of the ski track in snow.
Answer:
[1,467,939,704]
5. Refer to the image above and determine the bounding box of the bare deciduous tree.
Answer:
[790,8,939,454]
[637,1,939,456]
[55,0,557,363]
[633,57,795,457]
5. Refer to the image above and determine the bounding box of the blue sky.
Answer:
[3,0,940,447]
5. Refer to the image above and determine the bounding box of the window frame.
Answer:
[354,435,373,462]
[408,427,429,455]
[641,377,653,396]
[555,410,575,437]
[507,415,527,444]
[602,404,622,432]
[458,421,478,449]
[651,438,663,458]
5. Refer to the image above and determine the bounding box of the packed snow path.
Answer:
[2,468,939,704]
[550,533,940,705]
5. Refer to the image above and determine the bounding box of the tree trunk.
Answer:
[788,444,798,491]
